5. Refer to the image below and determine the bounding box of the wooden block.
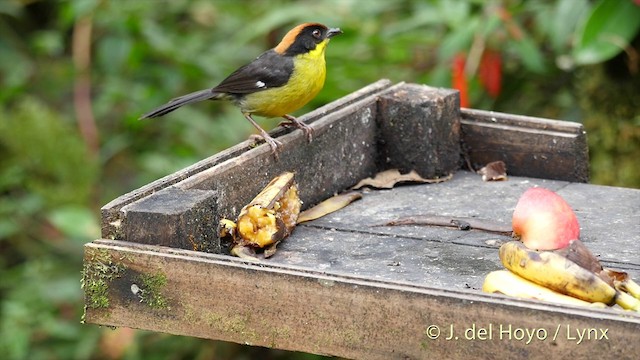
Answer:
[377,84,461,178]
[120,187,220,252]
[460,109,589,182]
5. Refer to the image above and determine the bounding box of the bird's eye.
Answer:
[312,29,322,38]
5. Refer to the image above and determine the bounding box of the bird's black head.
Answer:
[274,23,342,56]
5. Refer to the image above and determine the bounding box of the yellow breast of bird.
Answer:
[242,41,328,118]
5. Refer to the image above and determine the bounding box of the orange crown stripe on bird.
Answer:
[274,22,328,54]
[139,23,342,158]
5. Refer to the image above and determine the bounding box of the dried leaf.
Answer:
[554,239,614,286]
[477,160,507,181]
[297,192,362,224]
[352,169,452,190]
[553,239,603,276]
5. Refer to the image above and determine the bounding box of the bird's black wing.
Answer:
[212,50,294,95]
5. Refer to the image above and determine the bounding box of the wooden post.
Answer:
[377,84,461,178]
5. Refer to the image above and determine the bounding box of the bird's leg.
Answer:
[243,113,283,157]
[279,114,313,142]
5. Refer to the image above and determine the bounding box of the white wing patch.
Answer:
[256,81,266,88]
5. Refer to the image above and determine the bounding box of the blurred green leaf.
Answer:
[97,34,133,74]
[0,97,98,206]
[437,0,471,27]
[438,18,479,61]
[68,0,100,19]
[0,42,33,94]
[31,30,64,57]
[0,1,639,359]
[511,35,546,73]
[0,1,21,16]
[548,0,590,53]
[47,206,100,242]
[573,0,640,65]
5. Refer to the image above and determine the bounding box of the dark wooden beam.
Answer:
[460,108,589,182]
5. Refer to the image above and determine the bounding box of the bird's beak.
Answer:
[326,28,343,39]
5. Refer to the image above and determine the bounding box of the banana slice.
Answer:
[224,172,301,259]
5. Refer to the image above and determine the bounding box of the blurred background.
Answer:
[1,0,638,359]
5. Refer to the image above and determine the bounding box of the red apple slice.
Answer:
[512,187,580,250]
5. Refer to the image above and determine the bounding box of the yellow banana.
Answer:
[482,270,599,307]
[605,268,640,300]
[499,241,617,305]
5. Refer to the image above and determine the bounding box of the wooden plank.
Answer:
[102,81,466,252]
[274,173,639,296]
[298,171,640,269]
[101,79,394,239]
[121,187,220,252]
[84,240,640,360]
[102,82,593,253]
[460,108,589,182]
[85,171,640,357]
[112,89,388,250]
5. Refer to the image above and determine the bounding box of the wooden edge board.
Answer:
[103,83,405,247]
[84,240,640,360]
[460,109,589,182]
[461,108,585,134]
[101,80,395,239]
[101,79,394,213]
[105,82,458,249]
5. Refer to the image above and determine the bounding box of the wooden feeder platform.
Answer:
[84,80,640,359]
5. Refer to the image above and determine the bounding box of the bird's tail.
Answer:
[139,89,218,119]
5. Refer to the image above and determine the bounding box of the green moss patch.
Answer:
[136,272,169,310]
[81,249,127,322]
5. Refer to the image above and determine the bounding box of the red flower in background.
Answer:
[451,49,502,107]
[452,53,469,108]
[479,49,502,98]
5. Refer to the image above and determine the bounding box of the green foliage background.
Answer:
[0,0,638,359]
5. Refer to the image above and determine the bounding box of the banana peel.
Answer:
[498,240,640,311]
[221,172,367,259]
[499,241,616,304]
[221,172,301,260]
[483,270,603,308]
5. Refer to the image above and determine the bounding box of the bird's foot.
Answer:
[249,132,283,160]
[244,112,283,159]
[280,114,313,142]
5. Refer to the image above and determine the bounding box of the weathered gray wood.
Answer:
[102,82,592,253]
[103,82,401,250]
[176,92,383,212]
[84,239,640,360]
[85,170,640,358]
[121,188,220,252]
[460,108,589,182]
[280,172,639,287]
[377,84,460,178]
[101,79,395,240]
[103,84,402,253]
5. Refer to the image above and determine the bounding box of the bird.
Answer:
[139,22,342,156]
